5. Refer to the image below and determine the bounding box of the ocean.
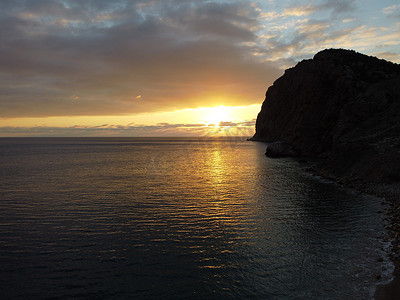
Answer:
[0,137,393,299]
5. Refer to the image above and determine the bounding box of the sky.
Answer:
[1,0,399,137]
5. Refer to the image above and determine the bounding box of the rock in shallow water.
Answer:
[265,141,298,158]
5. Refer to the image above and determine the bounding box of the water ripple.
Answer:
[0,137,393,299]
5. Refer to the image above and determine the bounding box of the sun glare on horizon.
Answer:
[0,104,259,137]
[204,105,230,126]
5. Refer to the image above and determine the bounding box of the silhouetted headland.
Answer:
[250,48,400,299]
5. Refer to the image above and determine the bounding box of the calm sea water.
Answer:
[0,137,393,299]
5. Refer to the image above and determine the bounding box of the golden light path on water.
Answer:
[0,137,393,298]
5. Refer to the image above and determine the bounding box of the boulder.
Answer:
[265,141,298,158]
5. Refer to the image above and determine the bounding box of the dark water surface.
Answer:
[0,137,393,299]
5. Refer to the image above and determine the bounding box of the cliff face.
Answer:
[253,49,400,185]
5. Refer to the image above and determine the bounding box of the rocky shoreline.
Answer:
[251,48,400,299]
[310,164,400,299]
[251,145,400,298]
[263,150,400,299]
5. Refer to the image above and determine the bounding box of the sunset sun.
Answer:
[204,105,229,125]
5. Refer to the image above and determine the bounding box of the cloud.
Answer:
[252,0,400,67]
[0,0,399,123]
[259,0,355,21]
[0,120,256,137]
[250,0,360,65]
[317,0,356,15]
[0,0,281,119]
[383,4,400,19]
[383,4,400,15]
[219,121,238,127]
[218,119,256,127]
[282,5,316,17]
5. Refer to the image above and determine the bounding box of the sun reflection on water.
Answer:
[209,149,223,185]
[0,138,390,299]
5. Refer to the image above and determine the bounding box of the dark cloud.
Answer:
[219,121,238,127]
[0,0,281,118]
[222,119,256,127]
[218,120,255,127]
[318,0,356,15]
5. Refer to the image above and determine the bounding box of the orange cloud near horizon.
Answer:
[0,105,261,137]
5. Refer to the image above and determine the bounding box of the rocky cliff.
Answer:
[252,48,400,186]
